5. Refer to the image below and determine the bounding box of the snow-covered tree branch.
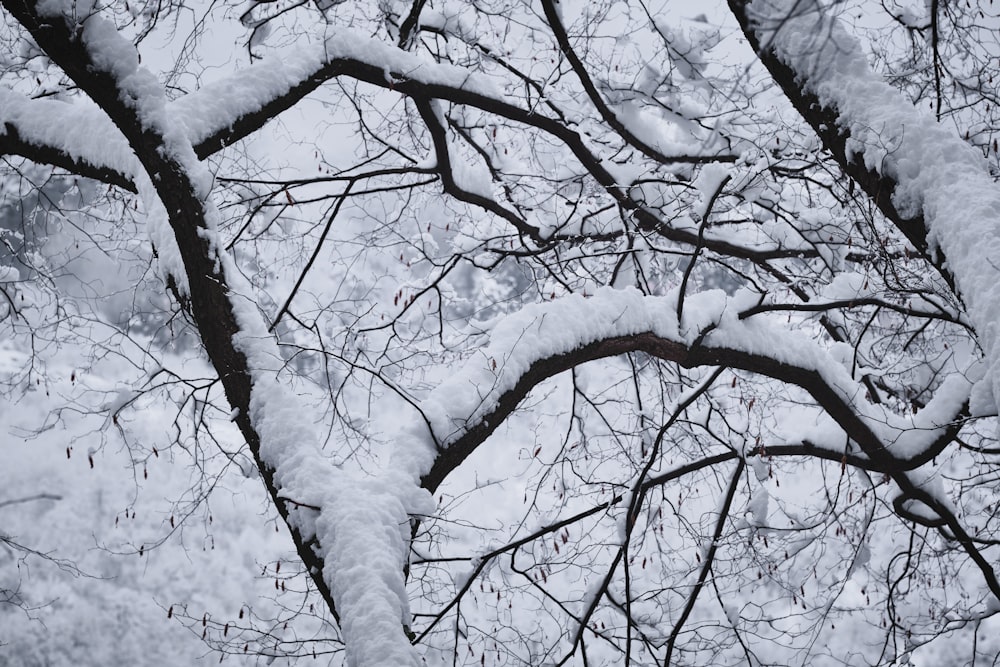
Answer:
[3,0,1000,664]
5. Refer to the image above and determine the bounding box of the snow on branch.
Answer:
[3,2,434,663]
[403,287,971,491]
[0,89,138,191]
[2,23,501,191]
[173,25,504,160]
[731,0,1000,413]
[396,283,991,594]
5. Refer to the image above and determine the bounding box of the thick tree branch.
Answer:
[1,120,137,192]
[726,0,956,292]
[411,286,990,592]
[421,326,962,492]
[1,0,338,617]
[167,35,783,263]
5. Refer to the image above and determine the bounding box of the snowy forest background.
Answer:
[3,0,1000,664]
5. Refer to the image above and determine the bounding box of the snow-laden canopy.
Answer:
[3,0,1000,664]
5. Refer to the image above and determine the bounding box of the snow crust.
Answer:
[231,290,433,667]
[315,469,434,667]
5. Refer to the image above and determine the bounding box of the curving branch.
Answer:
[406,286,994,598]
[414,98,537,237]
[418,289,966,492]
[5,20,899,277]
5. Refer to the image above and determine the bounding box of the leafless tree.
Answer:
[3,0,1000,664]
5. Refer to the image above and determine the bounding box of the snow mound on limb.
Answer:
[749,0,1000,413]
